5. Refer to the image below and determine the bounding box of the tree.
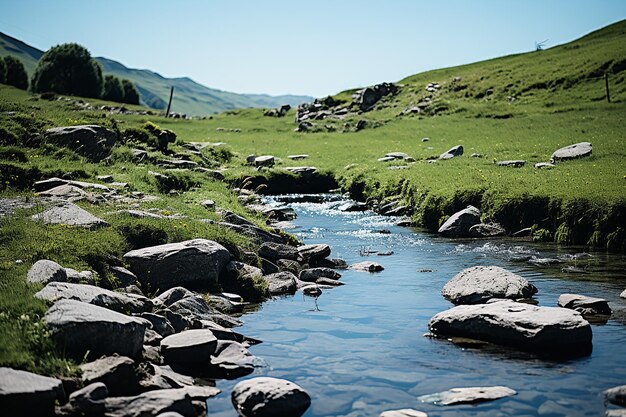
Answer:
[31,43,103,98]
[3,56,28,90]
[0,58,6,84]
[102,75,124,102]
[121,79,140,104]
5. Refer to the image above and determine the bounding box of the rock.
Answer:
[140,313,175,337]
[558,293,612,315]
[218,221,285,244]
[263,206,296,222]
[32,202,109,228]
[45,299,146,359]
[124,239,230,291]
[338,201,368,212]
[263,271,298,295]
[275,258,300,274]
[496,160,526,167]
[439,145,463,159]
[349,261,384,272]
[299,267,341,282]
[254,155,275,168]
[428,299,592,354]
[379,409,428,417]
[468,223,506,237]
[316,277,344,286]
[512,227,532,237]
[607,410,626,417]
[621,289,626,299]
[36,281,152,313]
[0,367,65,417]
[37,184,89,200]
[64,267,97,284]
[378,156,396,162]
[288,154,309,160]
[311,257,348,269]
[437,205,481,237]
[110,266,138,286]
[551,142,592,162]
[231,377,311,417]
[605,385,626,407]
[285,166,317,176]
[26,259,67,285]
[441,266,538,304]
[210,340,257,379]
[417,386,516,405]
[259,242,299,261]
[535,162,556,169]
[167,296,242,328]
[45,125,116,161]
[154,287,196,307]
[352,82,398,111]
[161,329,219,364]
[207,295,245,314]
[298,244,331,261]
[80,355,140,396]
[139,363,195,391]
[385,152,411,160]
[68,382,108,415]
[102,389,197,417]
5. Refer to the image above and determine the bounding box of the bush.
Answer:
[31,43,103,98]
[0,127,19,146]
[102,75,124,103]
[3,56,28,90]
[122,127,150,144]
[121,79,140,105]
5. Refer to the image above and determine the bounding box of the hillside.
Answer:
[0,31,312,115]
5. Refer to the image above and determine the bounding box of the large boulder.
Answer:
[161,329,219,364]
[0,367,65,417]
[44,299,146,359]
[123,239,231,291]
[441,266,538,305]
[26,259,67,285]
[80,355,140,396]
[32,202,109,229]
[428,300,592,355]
[44,125,117,161]
[551,142,592,162]
[263,271,298,295]
[259,242,300,261]
[102,389,196,417]
[36,281,152,313]
[557,293,612,315]
[209,340,258,379]
[437,205,481,237]
[417,386,516,405]
[299,267,341,282]
[232,377,311,417]
[298,244,331,261]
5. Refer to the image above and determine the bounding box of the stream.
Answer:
[208,194,626,417]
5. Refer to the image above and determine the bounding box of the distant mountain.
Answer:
[0,32,313,115]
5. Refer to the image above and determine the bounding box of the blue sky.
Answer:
[2,0,626,97]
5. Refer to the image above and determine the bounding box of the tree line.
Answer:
[0,43,140,105]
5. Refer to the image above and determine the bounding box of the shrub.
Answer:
[122,127,150,144]
[0,127,19,146]
[102,75,124,103]
[121,79,140,105]
[3,56,28,90]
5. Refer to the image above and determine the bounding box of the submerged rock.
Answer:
[417,386,516,405]
[551,141,592,162]
[0,367,65,417]
[232,377,311,417]
[349,261,384,272]
[438,205,481,237]
[210,340,258,379]
[557,293,612,315]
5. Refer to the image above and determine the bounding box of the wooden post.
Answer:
[166,86,174,117]
[605,73,611,103]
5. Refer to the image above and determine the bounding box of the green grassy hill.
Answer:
[0,32,313,115]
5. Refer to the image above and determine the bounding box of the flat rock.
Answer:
[288,154,309,160]
[417,386,516,405]
[254,155,275,167]
[32,202,109,228]
[428,300,592,354]
[558,293,612,315]
[285,166,317,175]
[437,205,481,237]
[496,160,526,167]
[551,141,592,162]
[338,202,368,212]
[439,145,463,159]
[605,384,626,407]
[124,239,230,291]
[232,377,311,417]
[349,261,384,272]
[259,242,299,260]
[441,266,538,305]
[298,244,331,261]
[44,299,146,359]
[468,223,506,237]
[161,329,218,364]
[385,152,411,160]
[378,156,396,162]
[210,340,258,379]
[379,410,427,417]
[36,281,152,313]
[263,271,298,295]
[45,125,116,161]
[80,355,139,396]
[535,162,556,169]
[26,259,67,285]
[37,184,89,200]
[0,367,65,417]
[140,313,175,337]
[102,388,197,417]
[299,267,341,282]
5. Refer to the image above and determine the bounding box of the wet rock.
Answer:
[124,239,230,291]
[349,261,384,272]
[45,299,146,359]
[299,267,341,282]
[210,340,258,379]
[26,259,67,284]
[551,142,592,162]
[437,205,481,237]
[379,409,427,417]
[298,244,331,261]
[496,160,526,167]
[439,145,463,159]
[468,223,506,237]
[561,266,590,274]
[36,281,152,313]
[417,386,516,405]
[140,312,175,337]
[161,329,219,364]
[316,277,344,286]
[263,271,298,295]
[45,125,116,161]
[428,300,592,354]
[263,206,296,221]
[259,242,300,261]
[32,202,109,229]
[605,384,626,407]
[339,202,368,212]
[0,367,65,417]
[441,266,538,305]
[558,294,612,315]
[232,377,311,417]
[68,382,107,415]
[80,355,140,396]
[102,388,198,417]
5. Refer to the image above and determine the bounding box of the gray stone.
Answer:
[299,267,341,282]
[468,223,506,237]
[605,385,626,407]
[349,261,384,272]
[288,154,309,160]
[208,295,245,314]
[263,271,298,295]
[80,355,140,396]
[110,266,138,286]
[32,202,109,228]
[216,220,285,244]
[45,299,146,359]
[607,410,626,417]
[437,205,481,237]
[26,259,67,285]
[254,155,275,167]
[45,125,116,161]
[201,199,215,209]
[123,239,230,291]
[140,312,175,337]
[285,166,317,176]
[385,152,411,160]
[37,184,89,200]
[276,258,301,274]
[316,277,344,286]
[0,367,65,417]
[154,287,196,307]
[439,145,463,159]
[68,382,108,415]
[558,293,612,315]
[338,201,368,212]
[621,289,626,299]
[161,329,218,364]
[442,266,538,305]
[311,257,348,269]
[102,389,197,417]
[551,141,592,162]
[496,160,526,167]
[167,295,242,328]
[64,268,97,284]
[378,156,396,162]
[232,377,311,417]
[145,328,164,345]
[417,386,516,405]
[379,409,428,417]
[298,244,331,261]
[36,281,152,313]
[259,242,300,260]
[535,162,556,169]
[139,363,194,391]
[210,340,257,378]
[428,300,592,354]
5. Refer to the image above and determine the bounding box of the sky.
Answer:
[2,0,626,97]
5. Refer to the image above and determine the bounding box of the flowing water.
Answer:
[208,194,626,417]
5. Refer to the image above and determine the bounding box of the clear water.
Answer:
[208,194,626,417]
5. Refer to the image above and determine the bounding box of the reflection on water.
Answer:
[208,194,626,417]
